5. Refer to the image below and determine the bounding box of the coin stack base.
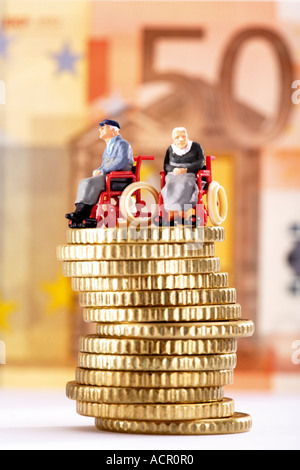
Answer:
[58,226,255,435]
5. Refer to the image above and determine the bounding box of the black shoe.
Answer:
[84,218,97,228]
[65,212,81,222]
[68,221,85,229]
[65,203,94,223]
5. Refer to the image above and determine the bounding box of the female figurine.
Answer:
[161,127,205,222]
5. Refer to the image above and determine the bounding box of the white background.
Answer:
[0,387,299,450]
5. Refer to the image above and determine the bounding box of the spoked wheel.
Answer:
[119,182,159,227]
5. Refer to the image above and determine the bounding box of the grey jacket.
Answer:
[98,135,134,175]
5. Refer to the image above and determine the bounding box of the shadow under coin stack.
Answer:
[57,226,255,435]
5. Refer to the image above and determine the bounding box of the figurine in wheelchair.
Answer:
[91,154,159,228]
[153,127,228,227]
[66,119,159,228]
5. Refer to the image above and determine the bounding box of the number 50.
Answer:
[143,27,294,147]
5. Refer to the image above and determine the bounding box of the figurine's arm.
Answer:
[101,141,133,175]
[97,158,106,175]
[185,143,205,174]
[163,148,174,173]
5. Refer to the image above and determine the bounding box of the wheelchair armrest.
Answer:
[160,171,166,188]
[105,171,135,192]
[106,171,134,180]
[197,169,211,179]
[134,155,155,162]
[197,168,211,191]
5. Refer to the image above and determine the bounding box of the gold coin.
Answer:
[95,412,252,435]
[57,242,215,261]
[72,272,229,292]
[79,336,238,355]
[95,320,254,340]
[80,288,236,308]
[66,381,224,404]
[83,304,242,323]
[66,226,225,245]
[62,257,221,278]
[76,397,235,421]
[75,368,234,388]
[78,352,237,371]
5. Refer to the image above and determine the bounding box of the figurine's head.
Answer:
[99,120,120,142]
[172,127,189,150]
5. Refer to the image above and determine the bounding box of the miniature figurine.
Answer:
[65,119,134,226]
[161,127,205,222]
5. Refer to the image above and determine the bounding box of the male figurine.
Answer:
[66,119,134,226]
[162,127,205,221]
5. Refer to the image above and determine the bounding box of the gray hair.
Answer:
[172,127,188,139]
[110,125,120,133]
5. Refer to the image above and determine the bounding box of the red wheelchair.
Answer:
[82,155,159,228]
[153,155,228,227]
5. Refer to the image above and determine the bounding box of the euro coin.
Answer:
[71,272,229,292]
[95,413,252,435]
[75,368,234,388]
[78,352,237,371]
[62,257,221,277]
[57,242,215,261]
[80,287,236,308]
[66,226,225,245]
[79,336,238,355]
[66,382,224,404]
[76,397,235,420]
[95,320,255,340]
[82,304,242,323]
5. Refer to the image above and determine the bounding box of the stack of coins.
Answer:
[57,225,255,435]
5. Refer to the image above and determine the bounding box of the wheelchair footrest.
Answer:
[84,218,97,228]
[68,218,97,229]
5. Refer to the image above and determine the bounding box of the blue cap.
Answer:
[99,119,121,129]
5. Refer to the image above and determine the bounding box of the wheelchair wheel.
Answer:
[207,181,228,226]
[119,181,159,226]
[207,181,228,225]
